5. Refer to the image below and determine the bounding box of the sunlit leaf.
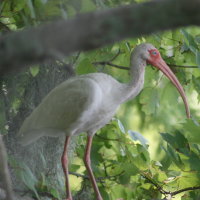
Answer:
[76,58,96,75]
[163,144,184,170]
[181,119,200,144]
[117,119,126,134]
[128,130,149,148]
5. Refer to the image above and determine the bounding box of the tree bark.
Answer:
[0,136,14,200]
[0,0,200,75]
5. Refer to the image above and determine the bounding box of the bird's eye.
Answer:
[148,49,159,57]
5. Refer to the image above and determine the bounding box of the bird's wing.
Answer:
[18,77,102,145]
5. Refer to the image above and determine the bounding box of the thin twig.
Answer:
[69,171,123,182]
[93,61,129,70]
[69,171,89,179]
[168,63,198,69]
[142,173,200,197]
[95,134,121,142]
[109,49,121,62]
[92,48,130,70]
[141,173,168,195]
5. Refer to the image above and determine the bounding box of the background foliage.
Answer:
[0,0,200,200]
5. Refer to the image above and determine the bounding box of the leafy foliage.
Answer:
[0,0,200,200]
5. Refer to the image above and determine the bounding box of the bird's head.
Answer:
[135,43,190,118]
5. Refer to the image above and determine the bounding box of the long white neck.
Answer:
[120,55,146,103]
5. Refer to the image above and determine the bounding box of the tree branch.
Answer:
[1,0,200,76]
[167,64,199,69]
[142,173,168,195]
[171,186,200,196]
[0,135,14,200]
[93,61,129,70]
[94,61,198,70]
[69,171,124,182]
[142,173,200,198]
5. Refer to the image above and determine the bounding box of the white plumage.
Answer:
[18,73,126,143]
[18,43,190,200]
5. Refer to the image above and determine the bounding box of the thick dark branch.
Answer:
[1,0,200,76]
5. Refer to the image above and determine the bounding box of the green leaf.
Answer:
[128,130,149,148]
[20,163,39,198]
[132,144,150,169]
[30,66,40,77]
[12,0,26,12]
[49,188,60,199]
[160,153,172,170]
[195,50,200,69]
[193,76,200,90]
[9,157,39,198]
[117,119,126,134]
[192,76,200,101]
[70,164,81,171]
[139,88,159,115]
[80,0,96,12]
[165,144,184,170]
[160,131,190,155]
[181,29,198,53]
[188,152,200,171]
[181,119,200,144]
[76,58,96,75]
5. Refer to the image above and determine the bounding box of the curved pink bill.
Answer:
[151,58,190,118]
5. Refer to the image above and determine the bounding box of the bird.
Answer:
[18,43,190,200]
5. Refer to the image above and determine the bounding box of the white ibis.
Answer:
[18,43,190,200]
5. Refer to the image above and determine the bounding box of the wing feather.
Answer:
[18,77,102,145]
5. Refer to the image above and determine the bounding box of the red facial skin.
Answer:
[147,49,190,118]
[148,49,160,61]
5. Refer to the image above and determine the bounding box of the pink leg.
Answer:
[84,135,103,200]
[61,136,72,200]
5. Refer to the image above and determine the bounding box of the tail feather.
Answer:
[17,130,44,146]
[17,128,66,146]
